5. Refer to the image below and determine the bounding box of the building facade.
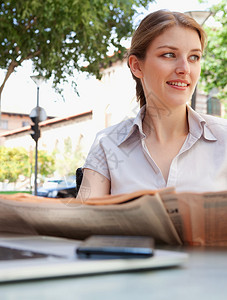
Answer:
[0,112,31,133]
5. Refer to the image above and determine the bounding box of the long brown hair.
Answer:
[127,10,207,108]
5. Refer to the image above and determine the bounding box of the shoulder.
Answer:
[94,117,135,145]
[199,113,227,143]
[201,113,227,126]
[201,113,227,133]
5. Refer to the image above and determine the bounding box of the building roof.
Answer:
[1,111,55,118]
[0,110,92,137]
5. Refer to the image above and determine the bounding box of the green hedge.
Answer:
[0,191,32,194]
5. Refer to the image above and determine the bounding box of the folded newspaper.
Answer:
[0,188,227,246]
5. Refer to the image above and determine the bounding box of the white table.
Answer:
[0,245,226,300]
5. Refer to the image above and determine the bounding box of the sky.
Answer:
[0,0,219,118]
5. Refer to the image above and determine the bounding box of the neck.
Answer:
[143,104,189,143]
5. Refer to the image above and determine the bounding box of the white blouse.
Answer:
[83,105,227,194]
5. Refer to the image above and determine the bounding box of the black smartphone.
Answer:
[76,235,154,259]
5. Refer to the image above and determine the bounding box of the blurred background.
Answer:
[0,0,226,195]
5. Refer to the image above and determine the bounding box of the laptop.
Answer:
[0,235,188,282]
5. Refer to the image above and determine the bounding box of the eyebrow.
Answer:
[157,45,202,52]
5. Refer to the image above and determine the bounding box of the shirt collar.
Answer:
[187,105,217,141]
[116,105,146,146]
[117,104,217,146]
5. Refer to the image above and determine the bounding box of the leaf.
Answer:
[0,0,151,98]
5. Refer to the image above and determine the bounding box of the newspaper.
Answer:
[161,190,227,246]
[0,191,180,245]
[0,189,227,246]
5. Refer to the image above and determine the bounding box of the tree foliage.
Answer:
[0,0,150,99]
[0,146,55,183]
[55,137,84,177]
[37,149,56,177]
[0,146,30,182]
[200,0,227,106]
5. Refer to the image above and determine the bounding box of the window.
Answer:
[22,121,30,127]
[0,120,8,129]
[207,97,221,116]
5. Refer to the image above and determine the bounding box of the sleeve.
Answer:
[83,132,111,180]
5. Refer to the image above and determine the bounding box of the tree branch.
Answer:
[0,49,41,98]
[0,60,18,96]
[19,49,41,64]
[25,16,37,30]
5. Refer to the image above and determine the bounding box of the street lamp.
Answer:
[184,10,213,26]
[30,75,46,195]
[184,10,212,110]
[30,75,45,107]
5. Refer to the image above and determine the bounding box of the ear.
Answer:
[128,55,143,79]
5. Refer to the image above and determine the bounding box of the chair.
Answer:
[75,167,83,195]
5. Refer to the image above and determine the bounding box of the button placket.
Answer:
[141,138,166,188]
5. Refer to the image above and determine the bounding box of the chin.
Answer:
[166,97,189,108]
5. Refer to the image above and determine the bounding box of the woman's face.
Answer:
[131,26,202,109]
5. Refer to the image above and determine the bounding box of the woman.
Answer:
[77,10,227,199]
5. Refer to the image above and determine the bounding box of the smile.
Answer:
[167,81,189,87]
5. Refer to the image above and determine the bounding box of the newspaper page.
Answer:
[0,193,181,245]
[0,199,38,235]
[161,190,227,246]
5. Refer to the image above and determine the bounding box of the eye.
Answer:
[162,52,175,58]
[189,55,200,62]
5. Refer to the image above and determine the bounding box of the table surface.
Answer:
[0,245,226,300]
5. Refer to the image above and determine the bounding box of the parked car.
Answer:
[37,176,77,198]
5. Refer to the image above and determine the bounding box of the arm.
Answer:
[76,168,110,200]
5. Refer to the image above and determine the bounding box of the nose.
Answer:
[175,57,190,75]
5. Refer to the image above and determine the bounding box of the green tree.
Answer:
[36,150,55,177]
[200,0,227,110]
[0,146,30,183]
[0,146,55,184]
[0,0,150,103]
[56,137,84,176]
